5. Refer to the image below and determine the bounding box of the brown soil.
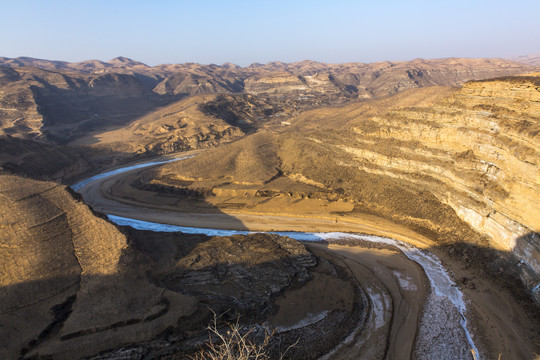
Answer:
[76,156,540,359]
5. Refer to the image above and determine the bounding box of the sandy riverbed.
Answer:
[74,156,540,360]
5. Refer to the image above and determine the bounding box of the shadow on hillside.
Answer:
[1,224,539,359]
[33,85,185,144]
[437,233,540,306]
[0,134,165,185]
[311,236,540,360]
[0,230,327,359]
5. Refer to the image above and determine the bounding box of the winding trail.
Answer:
[72,154,485,359]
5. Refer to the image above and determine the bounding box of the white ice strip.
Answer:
[108,215,253,237]
[313,233,481,359]
[314,233,464,307]
[106,215,331,240]
[105,216,481,358]
[274,311,330,333]
[365,288,389,330]
[393,271,418,291]
[71,156,193,191]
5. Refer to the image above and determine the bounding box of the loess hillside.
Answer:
[0,56,534,146]
[1,56,540,358]
[72,94,245,155]
[152,131,281,185]
[140,74,540,301]
[0,174,323,359]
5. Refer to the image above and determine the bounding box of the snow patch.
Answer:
[274,311,329,332]
[393,271,418,291]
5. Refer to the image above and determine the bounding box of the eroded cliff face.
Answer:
[280,76,539,266]
[338,76,539,269]
[244,72,348,95]
[284,77,540,294]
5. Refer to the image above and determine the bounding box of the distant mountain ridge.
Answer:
[0,55,535,75]
[0,55,535,143]
[0,56,534,94]
[509,53,540,67]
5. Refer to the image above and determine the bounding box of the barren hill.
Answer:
[137,74,540,301]
[156,131,281,185]
[0,56,533,145]
[71,94,246,155]
[0,65,170,142]
[510,53,540,66]
[73,91,351,156]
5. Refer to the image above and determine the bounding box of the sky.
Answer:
[1,0,539,66]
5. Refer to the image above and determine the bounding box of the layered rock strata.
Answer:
[339,76,540,273]
[143,75,540,300]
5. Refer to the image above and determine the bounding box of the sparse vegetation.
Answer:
[191,313,297,360]
[191,318,273,360]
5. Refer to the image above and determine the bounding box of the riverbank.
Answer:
[73,155,540,359]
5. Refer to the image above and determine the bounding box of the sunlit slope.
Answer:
[72,94,245,154]
[153,131,280,185]
[144,76,540,279]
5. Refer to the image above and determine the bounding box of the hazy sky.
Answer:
[1,0,538,66]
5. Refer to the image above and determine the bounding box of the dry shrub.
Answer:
[191,312,296,360]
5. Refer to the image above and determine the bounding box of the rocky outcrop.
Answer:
[244,72,346,95]
[152,232,316,318]
[339,76,539,270]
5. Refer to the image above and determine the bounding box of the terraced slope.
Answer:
[0,174,190,359]
[0,174,334,359]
